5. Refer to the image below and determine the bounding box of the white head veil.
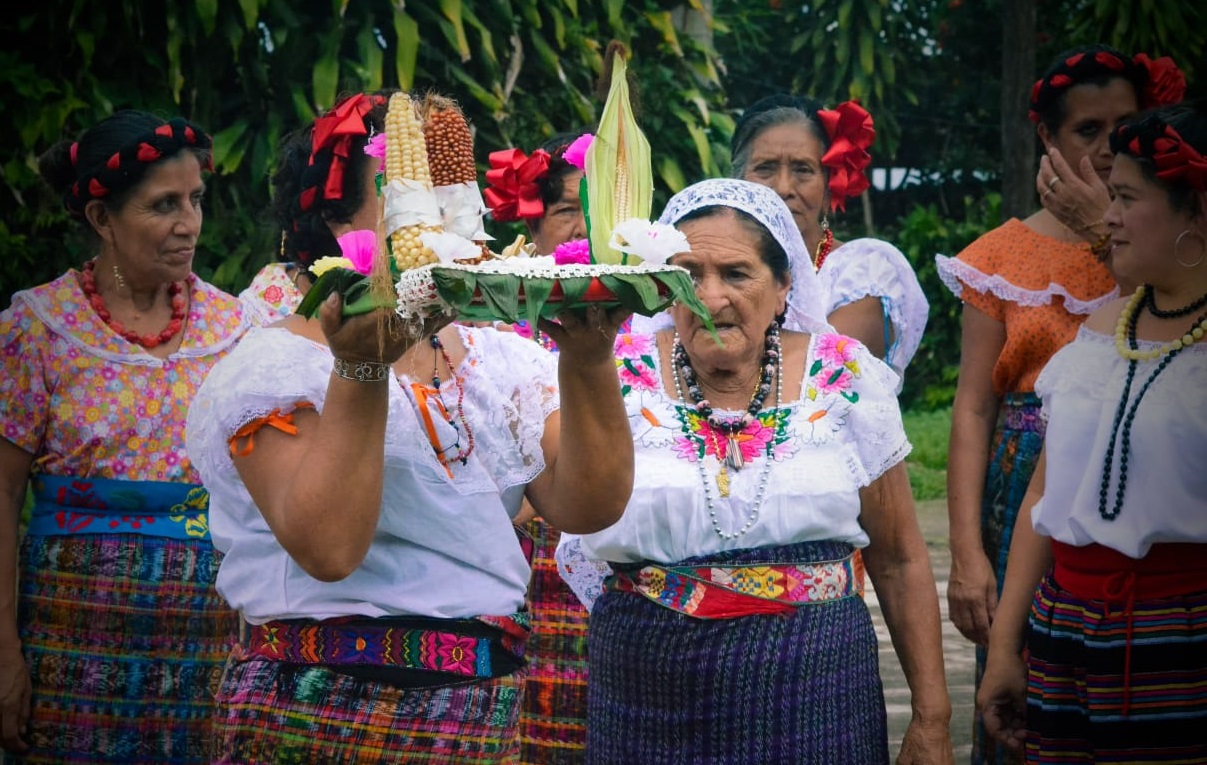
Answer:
[629,178,830,334]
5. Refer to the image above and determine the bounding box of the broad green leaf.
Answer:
[657,155,687,193]
[474,273,520,317]
[393,10,419,90]
[237,0,259,29]
[195,0,219,36]
[522,278,554,327]
[838,0,854,28]
[644,11,683,57]
[211,119,250,173]
[312,31,341,109]
[557,276,592,304]
[859,30,874,74]
[438,0,471,62]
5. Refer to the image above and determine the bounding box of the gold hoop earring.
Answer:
[1175,229,1206,268]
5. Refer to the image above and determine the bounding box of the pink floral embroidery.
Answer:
[434,633,478,675]
[702,419,774,464]
[618,359,658,392]
[263,285,284,304]
[812,364,855,393]
[614,332,654,359]
[815,333,859,365]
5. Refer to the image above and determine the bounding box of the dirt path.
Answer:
[866,498,976,760]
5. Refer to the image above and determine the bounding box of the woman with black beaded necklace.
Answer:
[560,178,954,764]
[979,101,1207,762]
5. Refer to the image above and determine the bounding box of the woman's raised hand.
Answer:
[1038,148,1111,241]
[318,292,451,366]
[539,305,632,365]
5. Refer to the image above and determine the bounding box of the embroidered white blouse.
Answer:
[818,238,929,389]
[1031,325,1207,558]
[185,324,558,624]
[557,331,910,605]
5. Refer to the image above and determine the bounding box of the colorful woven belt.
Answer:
[608,555,862,619]
[241,614,529,679]
[29,475,210,541]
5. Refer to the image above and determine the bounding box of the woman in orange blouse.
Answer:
[936,44,1185,765]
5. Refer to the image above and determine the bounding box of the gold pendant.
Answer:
[715,465,731,498]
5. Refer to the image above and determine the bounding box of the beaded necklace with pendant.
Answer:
[671,324,783,539]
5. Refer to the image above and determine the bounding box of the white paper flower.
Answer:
[420,230,481,264]
[608,218,690,265]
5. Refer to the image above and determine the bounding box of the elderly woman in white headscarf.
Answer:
[558,178,953,764]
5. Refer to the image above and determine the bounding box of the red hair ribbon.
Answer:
[1152,124,1207,192]
[308,94,386,208]
[815,101,875,212]
[1133,54,1186,109]
[483,148,551,221]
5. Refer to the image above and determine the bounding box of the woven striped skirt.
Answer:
[212,649,525,764]
[13,532,235,764]
[586,540,887,765]
[975,392,1044,765]
[519,518,589,765]
[1022,544,1207,763]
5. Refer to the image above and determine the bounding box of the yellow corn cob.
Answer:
[385,92,439,270]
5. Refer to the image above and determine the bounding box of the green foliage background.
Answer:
[1,0,1203,413]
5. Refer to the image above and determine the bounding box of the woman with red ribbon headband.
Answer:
[239,92,396,326]
[730,94,929,391]
[1,109,252,762]
[978,100,1207,763]
[936,44,1186,765]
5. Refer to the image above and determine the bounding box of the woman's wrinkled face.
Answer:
[670,210,789,366]
[1041,79,1139,184]
[95,153,205,285]
[1103,154,1201,287]
[741,122,829,242]
[530,169,587,256]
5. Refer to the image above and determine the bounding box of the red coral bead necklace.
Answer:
[80,259,188,349]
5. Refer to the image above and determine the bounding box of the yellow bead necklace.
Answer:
[1113,285,1207,362]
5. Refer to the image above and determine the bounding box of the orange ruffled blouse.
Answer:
[937,218,1118,396]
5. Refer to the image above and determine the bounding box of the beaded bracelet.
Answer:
[332,358,391,382]
[1089,231,1112,259]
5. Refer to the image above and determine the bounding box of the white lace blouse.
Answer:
[561,331,910,580]
[1032,325,1207,558]
[818,238,929,389]
[185,325,559,623]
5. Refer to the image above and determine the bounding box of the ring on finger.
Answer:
[1047,176,1061,190]
[1041,188,1054,199]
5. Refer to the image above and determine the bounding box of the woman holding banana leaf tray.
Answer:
[183,89,634,763]
[555,177,954,765]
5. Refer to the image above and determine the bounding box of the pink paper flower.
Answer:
[364,133,387,173]
[562,133,594,170]
[336,229,378,274]
[553,238,591,264]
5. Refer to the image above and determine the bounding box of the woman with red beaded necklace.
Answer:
[977,100,1207,763]
[0,109,251,762]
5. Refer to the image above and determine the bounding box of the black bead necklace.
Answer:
[1144,284,1207,319]
[1098,302,1205,521]
[672,323,780,438]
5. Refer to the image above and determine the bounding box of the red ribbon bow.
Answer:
[1151,124,1207,192]
[816,101,875,212]
[484,148,551,221]
[1133,53,1187,110]
[310,94,385,204]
